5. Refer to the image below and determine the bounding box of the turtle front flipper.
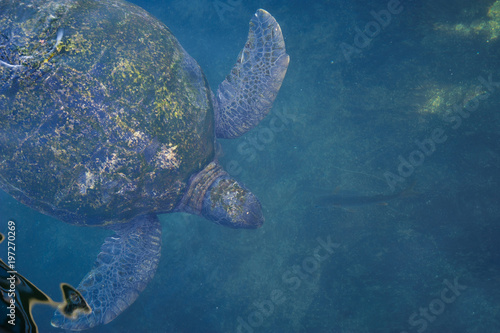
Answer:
[51,214,162,330]
[215,9,290,139]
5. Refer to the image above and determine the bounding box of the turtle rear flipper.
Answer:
[51,214,162,330]
[215,9,289,139]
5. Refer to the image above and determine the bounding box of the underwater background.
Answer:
[1,0,500,332]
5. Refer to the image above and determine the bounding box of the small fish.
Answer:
[0,233,91,333]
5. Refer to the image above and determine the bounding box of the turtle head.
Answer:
[202,176,263,228]
[177,162,263,228]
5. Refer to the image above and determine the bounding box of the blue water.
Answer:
[1,0,500,332]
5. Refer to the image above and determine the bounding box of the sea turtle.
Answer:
[0,0,289,330]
